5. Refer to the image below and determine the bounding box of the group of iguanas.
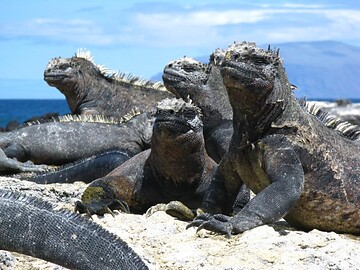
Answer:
[0,42,359,269]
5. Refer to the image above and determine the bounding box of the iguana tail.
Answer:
[16,150,130,184]
[0,190,149,270]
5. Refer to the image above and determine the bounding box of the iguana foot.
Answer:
[19,161,49,172]
[186,213,233,237]
[146,201,202,221]
[74,185,130,216]
[0,150,49,173]
[74,199,129,217]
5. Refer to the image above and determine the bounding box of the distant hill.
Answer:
[152,41,360,100]
[273,41,360,99]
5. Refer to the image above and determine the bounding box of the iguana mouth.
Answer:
[222,61,260,83]
[44,74,69,83]
[154,118,191,133]
[162,69,188,83]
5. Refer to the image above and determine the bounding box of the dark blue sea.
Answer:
[0,98,359,129]
[0,99,70,128]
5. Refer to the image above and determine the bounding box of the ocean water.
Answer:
[0,99,70,127]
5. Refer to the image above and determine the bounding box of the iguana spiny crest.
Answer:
[45,49,166,90]
[300,99,360,140]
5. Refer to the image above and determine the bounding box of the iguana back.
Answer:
[44,49,174,117]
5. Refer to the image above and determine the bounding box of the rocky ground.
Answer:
[0,177,359,270]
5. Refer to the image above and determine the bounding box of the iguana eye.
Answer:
[182,109,196,119]
[57,64,73,72]
[183,65,196,72]
[253,57,267,65]
[233,53,240,61]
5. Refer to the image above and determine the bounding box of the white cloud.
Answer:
[1,6,360,48]
[264,9,360,43]
[1,18,115,46]
[323,9,360,24]
[282,3,326,9]
[125,7,360,47]
[134,9,276,28]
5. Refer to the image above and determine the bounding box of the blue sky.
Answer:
[1,0,360,99]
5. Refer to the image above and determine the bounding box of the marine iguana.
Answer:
[162,51,233,163]
[0,189,148,269]
[0,113,153,173]
[188,41,360,236]
[75,98,239,218]
[44,49,174,117]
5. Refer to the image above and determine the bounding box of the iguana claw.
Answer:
[187,213,233,238]
[0,149,49,173]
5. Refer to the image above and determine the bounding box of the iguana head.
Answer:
[162,57,210,95]
[162,51,232,126]
[221,41,290,115]
[44,51,104,113]
[153,98,203,138]
[44,55,100,93]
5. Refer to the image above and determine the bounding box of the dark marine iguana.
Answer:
[162,51,233,163]
[0,113,153,173]
[2,53,230,176]
[75,98,246,218]
[0,189,148,270]
[188,41,360,236]
[44,49,174,118]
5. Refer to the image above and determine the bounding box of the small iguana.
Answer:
[162,51,233,163]
[0,113,153,172]
[44,49,174,117]
[0,189,148,270]
[189,41,360,236]
[75,98,242,218]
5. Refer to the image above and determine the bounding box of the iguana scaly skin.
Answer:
[75,98,238,218]
[13,150,130,184]
[0,113,153,172]
[0,190,148,270]
[162,51,233,163]
[189,41,360,236]
[44,49,174,117]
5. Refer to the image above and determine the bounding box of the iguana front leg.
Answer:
[74,176,131,216]
[0,149,48,173]
[188,143,304,235]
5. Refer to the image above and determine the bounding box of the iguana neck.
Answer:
[149,131,206,194]
[60,71,101,114]
[64,83,86,114]
[76,74,118,114]
[231,68,295,148]
[205,65,233,123]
